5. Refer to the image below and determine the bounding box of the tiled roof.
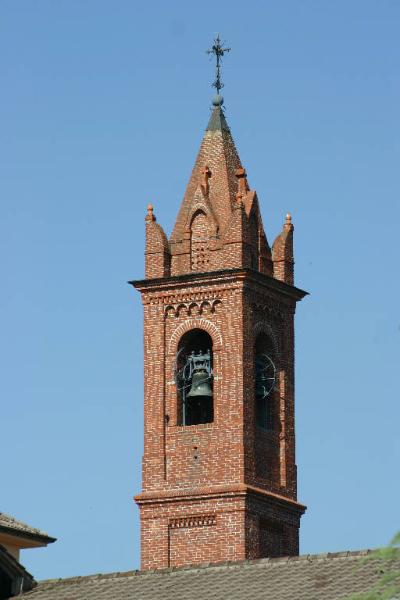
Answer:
[0,513,55,543]
[21,550,400,600]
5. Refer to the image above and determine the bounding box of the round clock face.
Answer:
[255,354,276,398]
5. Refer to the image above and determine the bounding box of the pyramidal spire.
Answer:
[170,96,242,245]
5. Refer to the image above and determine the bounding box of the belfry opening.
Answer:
[176,329,213,426]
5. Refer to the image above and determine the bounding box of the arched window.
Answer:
[175,329,213,426]
[254,333,276,430]
[190,211,210,271]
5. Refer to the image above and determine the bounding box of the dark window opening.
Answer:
[254,333,276,430]
[255,392,273,430]
[176,329,213,426]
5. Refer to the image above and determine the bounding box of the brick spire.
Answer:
[169,102,273,276]
[171,104,241,243]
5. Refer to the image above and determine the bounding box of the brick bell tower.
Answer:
[131,41,307,570]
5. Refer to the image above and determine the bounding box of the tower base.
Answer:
[135,484,306,570]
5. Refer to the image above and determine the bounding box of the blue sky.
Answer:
[1,0,399,581]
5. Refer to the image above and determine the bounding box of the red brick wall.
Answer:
[134,270,305,570]
[139,495,246,569]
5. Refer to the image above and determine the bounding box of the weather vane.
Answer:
[207,34,231,97]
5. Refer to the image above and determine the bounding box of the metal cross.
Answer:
[206,34,231,95]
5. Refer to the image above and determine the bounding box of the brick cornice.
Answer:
[134,483,306,513]
[129,268,308,302]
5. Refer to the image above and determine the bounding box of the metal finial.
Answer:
[206,34,231,97]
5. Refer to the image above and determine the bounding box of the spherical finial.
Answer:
[212,94,224,107]
[286,212,292,224]
[147,203,153,213]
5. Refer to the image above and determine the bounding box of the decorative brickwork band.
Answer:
[169,515,217,529]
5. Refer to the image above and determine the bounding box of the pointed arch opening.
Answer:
[175,329,213,426]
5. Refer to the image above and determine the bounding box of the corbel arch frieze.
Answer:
[163,299,222,320]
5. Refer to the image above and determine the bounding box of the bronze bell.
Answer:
[187,369,213,398]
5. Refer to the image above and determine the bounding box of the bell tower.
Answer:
[130,38,307,571]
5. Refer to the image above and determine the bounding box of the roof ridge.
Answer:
[34,549,383,588]
[35,570,142,588]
